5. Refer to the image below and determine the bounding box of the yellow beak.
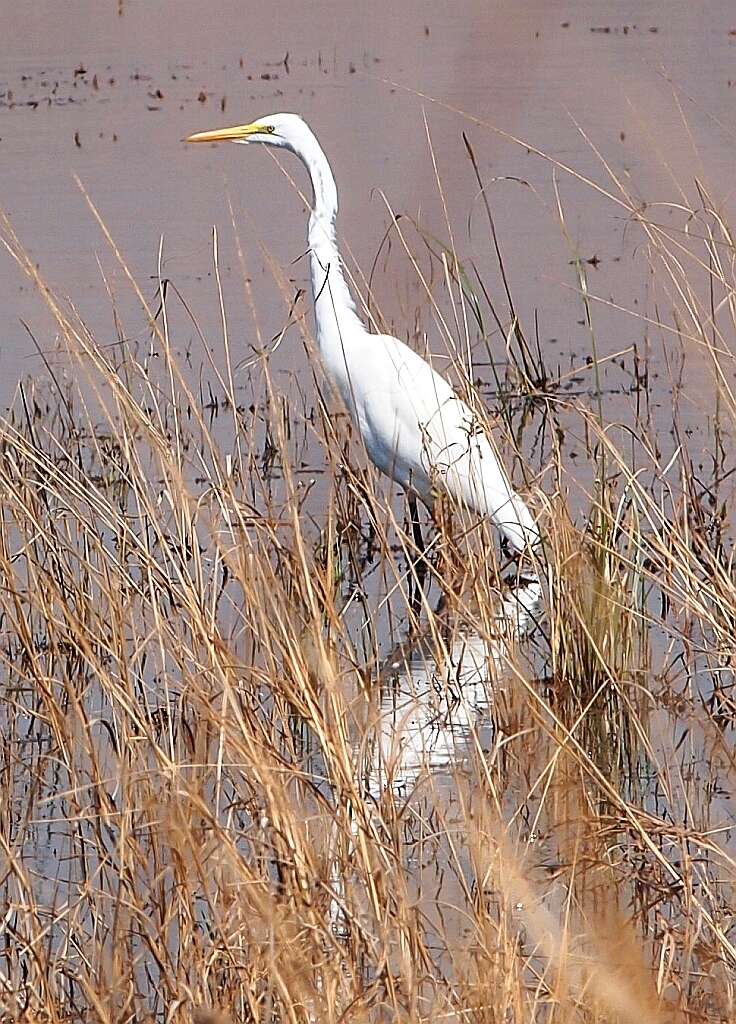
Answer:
[185,121,269,144]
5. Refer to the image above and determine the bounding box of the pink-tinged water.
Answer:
[0,0,733,435]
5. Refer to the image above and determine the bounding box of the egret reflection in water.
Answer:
[327,582,540,937]
[362,577,541,799]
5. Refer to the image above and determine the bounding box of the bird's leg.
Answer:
[407,493,428,614]
[429,495,464,595]
[408,493,425,554]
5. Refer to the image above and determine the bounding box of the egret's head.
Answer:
[185,112,305,150]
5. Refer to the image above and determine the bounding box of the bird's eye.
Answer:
[264,125,276,134]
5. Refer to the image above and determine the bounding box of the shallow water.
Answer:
[1,0,733,750]
[1,0,734,823]
[1,0,734,440]
[1,6,735,1009]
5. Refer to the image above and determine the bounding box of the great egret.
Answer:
[186,113,539,557]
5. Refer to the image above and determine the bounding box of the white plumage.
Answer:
[187,113,539,555]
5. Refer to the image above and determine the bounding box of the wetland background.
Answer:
[1,1,736,1022]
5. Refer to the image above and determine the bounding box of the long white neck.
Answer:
[286,125,365,407]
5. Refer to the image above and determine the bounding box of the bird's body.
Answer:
[187,113,539,554]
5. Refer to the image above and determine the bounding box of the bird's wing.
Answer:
[353,334,538,550]
[351,333,460,491]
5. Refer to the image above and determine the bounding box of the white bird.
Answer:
[186,113,539,556]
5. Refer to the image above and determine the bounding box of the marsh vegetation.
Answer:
[0,116,735,1024]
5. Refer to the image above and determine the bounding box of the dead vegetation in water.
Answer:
[0,121,735,1024]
